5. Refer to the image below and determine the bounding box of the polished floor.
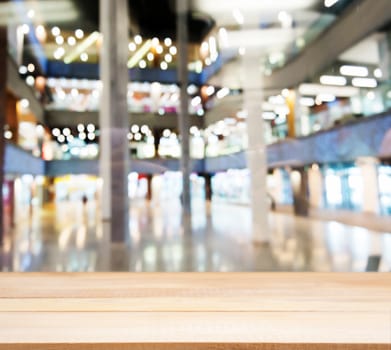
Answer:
[1,198,390,272]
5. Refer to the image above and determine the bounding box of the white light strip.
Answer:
[232,8,244,25]
[216,87,229,99]
[299,97,315,107]
[320,75,347,86]
[324,0,339,8]
[128,39,152,68]
[64,31,101,64]
[352,77,377,88]
[262,111,275,120]
[316,93,336,102]
[299,83,359,97]
[340,65,368,77]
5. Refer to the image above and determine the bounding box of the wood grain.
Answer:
[0,273,390,349]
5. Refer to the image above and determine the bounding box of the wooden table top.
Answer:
[0,273,390,349]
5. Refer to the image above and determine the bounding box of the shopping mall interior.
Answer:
[0,0,391,272]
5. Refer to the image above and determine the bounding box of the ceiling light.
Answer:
[71,88,78,97]
[156,45,163,54]
[151,38,159,47]
[55,36,64,45]
[4,130,12,140]
[128,39,152,68]
[187,85,198,95]
[217,87,229,99]
[27,63,35,72]
[52,128,60,137]
[67,36,76,46]
[275,106,290,115]
[320,75,347,86]
[51,26,60,36]
[232,8,244,25]
[299,97,315,107]
[299,83,359,97]
[160,61,168,70]
[139,60,147,69]
[21,24,30,34]
[205,86,215,96]
[147,52,154,61]
[27,9,35,19]
[64,31,101,64]
[164,53,172,63]
[134,35,142,45]
[191,96,201,107]
[19,65,27,74]
[268,95,285,105]
[57,134,65,143]
[35,25,46,42]
[262,112,276,120]
[316,93,336,102]
[79,132,86,140]
[87,133,95,140]
[128,42,136,51]
[26,76,35,86]
[352,77,377,88]
[325,0,339,7]
[77,124,84,132]
[374,68,383,79]
[80,52,88,62]
[278,11,293,28]
[340,65,368,77]
[281,89,289,97]
[75,29,84,39]
[169,46,177,55]
[164,38,172,47]
[87,124,95,132]
[20,99,29,109]
[54,47,65,59]
[63,128,71,136]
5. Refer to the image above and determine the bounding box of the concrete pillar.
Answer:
[290,167,309,217]
[357,157,380,214]
[146,175,153,201]
[200,173,212,201]
[242,50,269,243]
[308,163,324,209]
[271,168,284,204]
[99,0,129,242]
[177,0,192,231]
[0,26,6,244]
[378,32,390,82]
[286,89,296,138]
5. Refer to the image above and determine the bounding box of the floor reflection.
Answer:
[1,198,390,272]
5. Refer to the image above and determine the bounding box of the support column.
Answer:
[177,0,192,231]
[242,50,269,243]
[0,26,7,244]
[357,157,380,214]
[99,0,129,242]
[290,167,309,217]
[286,89,296,138]
[308,163,323,209]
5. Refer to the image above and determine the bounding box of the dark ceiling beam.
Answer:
[263,0,391,90]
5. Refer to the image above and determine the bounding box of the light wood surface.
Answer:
[0,273,390,349]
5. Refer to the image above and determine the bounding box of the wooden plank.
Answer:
[0,273,389,349]
[0,311,389,346]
